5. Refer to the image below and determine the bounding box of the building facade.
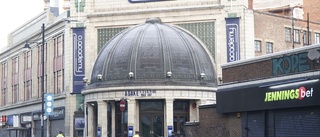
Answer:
[1,0,320,137]
[0,9,85,137]
[217,44,320,137]
[82,17,217,137]
[70,0,253,137]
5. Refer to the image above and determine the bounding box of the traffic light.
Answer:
[44,93,54,115]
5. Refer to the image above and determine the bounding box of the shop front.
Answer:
[217,76,320,137]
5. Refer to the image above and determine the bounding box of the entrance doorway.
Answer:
[139,100,164,137]
[173,100,189,137]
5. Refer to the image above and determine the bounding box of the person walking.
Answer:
[56,131,64,137]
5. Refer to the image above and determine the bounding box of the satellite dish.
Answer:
[307,49,320,63]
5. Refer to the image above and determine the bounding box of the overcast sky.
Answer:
[0,0,43,49]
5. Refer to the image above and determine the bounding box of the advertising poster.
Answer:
[226,17,240,62]
[72,28,85,94]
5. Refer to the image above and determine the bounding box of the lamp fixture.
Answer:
[129,72,134,78]
[24,42,31,49]
[167,71,172,78]
[24,41,40,49]
[200,73,206,79]
[83,77,88,83]
[97,74,102,80]
[218,76,223,82]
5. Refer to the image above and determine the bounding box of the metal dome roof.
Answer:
[89,18,216,88]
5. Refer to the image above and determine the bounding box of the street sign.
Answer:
[120,100,125,111]
[45,93,54,115]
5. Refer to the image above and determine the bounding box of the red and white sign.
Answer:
[120,100,125,111]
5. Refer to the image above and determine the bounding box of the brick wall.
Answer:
[185,105,241,137]
[254,11,320,55]
[222,60,272,83]
[303,0,320,22]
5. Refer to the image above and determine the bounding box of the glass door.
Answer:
[173,115,188,137]
[173,101,189,137]
[141,115,163,137]
[140,100,164,137]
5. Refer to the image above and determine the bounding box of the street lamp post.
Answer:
[25,23,45,137]
[41,23,45,137]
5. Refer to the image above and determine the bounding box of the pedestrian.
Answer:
[133,131,140,137]
[56,131,64,137]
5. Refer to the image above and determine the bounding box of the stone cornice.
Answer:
[82,85,217,95]
[87,5,225,18]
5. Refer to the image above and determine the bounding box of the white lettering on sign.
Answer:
[73,32,85,76]
[228,27,236,61]
[125,90,156,97]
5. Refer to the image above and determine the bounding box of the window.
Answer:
[303,31,307,45]
[38,76,47,98]
[12,57,19,103]
[24,51,32,100]
[254,40,261,52]
[285,27,291,42]
[55,35,64,57]
[1,62,7,106]
[24,81,32,100]
[266,42,273,54]
[315,33,320,44]
[54,35,64,94]
[25,51,32,69]
[294,29,300,43]
[38,44,47,98]
[1,88,7,106]
[13,85,18,103]
[54,70,64,93]
[12,57,18,75]
[308,31,311,44]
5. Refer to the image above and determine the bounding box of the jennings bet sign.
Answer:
[264,86,314,102]
[217,79,320,113]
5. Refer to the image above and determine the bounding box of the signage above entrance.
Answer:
[125,90,156,97]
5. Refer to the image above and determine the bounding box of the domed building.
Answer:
[82,18,217,137]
